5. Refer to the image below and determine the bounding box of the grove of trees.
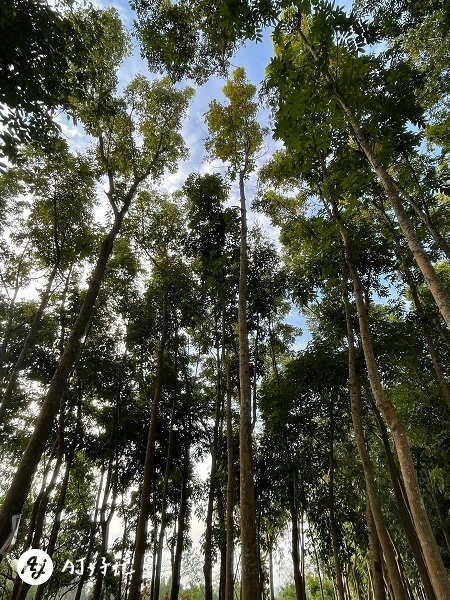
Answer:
[1,1,450,599]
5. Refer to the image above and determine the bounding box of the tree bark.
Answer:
[328,411,346,600]
[153,395,176,600]
[368,393,437,600]
[237,169,260,600]
[204,341,222,600]
[74,468,105,600]
[310,529,326,600]
[396,151,450,261]
[366,501,387,600]
[225,356,235,600]
[128,289,168,600]
[330,198,450,599]
[341,265,407,600]
[375,205,450,411]
[0,184,138,556]
[288,475,306,600]
[238,171,261,600]
[268,540,275,600]
[91,414,119,600]
[170,424,191,600]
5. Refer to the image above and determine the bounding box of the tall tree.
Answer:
[205,67,266,600]
[0,68,193,555]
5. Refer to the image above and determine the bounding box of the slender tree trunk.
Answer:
[170,424,191,600]
[252,318,259,429]
[204,341,222,600]
[10,447,57,600]
[128,290,168,600]
[0,186,137,555]
[268,540,275,600]
[396,152,450,260]
[153,396,176,600]
[116,510,129,600]
[91,445,119,600]
[298,26,450,330]
[217,481,227,600]
[225,356,235,600]
[351,562,363,600]
[14,401,66,600]
[366,501,387,600]
[341,264,407,600]
[149,480,158,600]
[0,262,59,421]
[237,169,260,599]
[427,473,450,558]
[300,510,306,600]
[368,394,437,600]
[328,195,450,599]
[288,475,306,600]
[328,414,346,600]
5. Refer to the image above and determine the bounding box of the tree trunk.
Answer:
[327,194,450,599]
[300,510,306,600]
[153,395,176,600]
[0,243,29,374]
[366,501,387,600]
[396,154,450,261]
[328,413,346,600]
[0,262,59,421]
[298,26,450,331]
[149,474,159,600]
[237,169,260,600]
[252,318,259,429]
[341,264,407,600]
[115,511,129,600]
[10,448,56,600]
[13,456,64,600]
[217,480,227,600]
[351,562,363,600]
[170,424,191,600]
[91,433,119,600]
[288,475,306,600]
[0,187,137,556]
[427,472,450,558]
[225,356,235,600]
[204,341,222,600]
[128,290,168,600]
[368,393,437,600]
[74,468,106,600]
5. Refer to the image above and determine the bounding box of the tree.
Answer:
[205,67,266,600]
[0,64,193,557]
[0,3,129,164]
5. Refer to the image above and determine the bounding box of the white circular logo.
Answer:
[17,549,53,585]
